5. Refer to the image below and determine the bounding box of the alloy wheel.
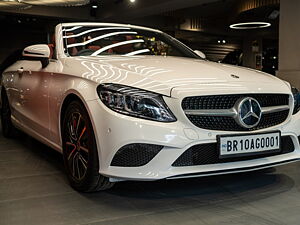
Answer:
[65,112,89,181]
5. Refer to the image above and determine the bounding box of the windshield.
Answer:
[62,25,199,58]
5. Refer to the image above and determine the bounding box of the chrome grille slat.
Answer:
[184,109,236,116]
[184,105,290,116]
[261,105,290,114]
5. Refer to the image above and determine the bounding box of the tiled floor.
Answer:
[1,127,300,225]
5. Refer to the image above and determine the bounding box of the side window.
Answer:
[61,26,198,58]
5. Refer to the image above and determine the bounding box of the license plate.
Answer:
[218,131,281,159]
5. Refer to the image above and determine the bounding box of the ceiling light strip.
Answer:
[67,31,138,48]
[63,27,131,39]
[125,49,150,56]
[229,22,271,29]
[92,39,145,56]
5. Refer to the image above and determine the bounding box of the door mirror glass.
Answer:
[22,44,50,68]
[194,50,206,59]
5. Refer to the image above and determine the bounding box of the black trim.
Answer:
[168,159,300,179]
[22,56,49,68]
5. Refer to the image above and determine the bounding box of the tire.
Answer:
[1,90,18,138]
[62,100,114,192]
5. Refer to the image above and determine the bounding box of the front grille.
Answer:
[182,94,289,110]
[182,94,290,131]
[172,136,294,167]
[111,143,163,167]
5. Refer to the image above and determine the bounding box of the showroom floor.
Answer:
[1,128,300,225]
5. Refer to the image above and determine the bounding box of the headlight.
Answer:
[97,84,176,122]
[292,86,300,114]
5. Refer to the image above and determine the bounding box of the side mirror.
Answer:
[22,44,50,68]
[194,50,206,59]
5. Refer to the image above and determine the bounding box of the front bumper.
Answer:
[87,98,300,182]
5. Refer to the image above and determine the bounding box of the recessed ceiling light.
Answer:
[229,22,271,30]
[129,0,135,3]
[268,10,280,20]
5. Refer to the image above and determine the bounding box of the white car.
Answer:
[1,22,300,192]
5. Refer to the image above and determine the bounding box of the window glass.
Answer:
[62,26,199,59]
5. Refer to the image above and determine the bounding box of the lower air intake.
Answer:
[172,136,294,167]
[111,143,163,167]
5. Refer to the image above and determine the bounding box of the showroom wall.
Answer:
[0,17,50,63]
[277,0,300,88]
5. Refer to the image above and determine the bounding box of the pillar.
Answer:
[277,0,300,88]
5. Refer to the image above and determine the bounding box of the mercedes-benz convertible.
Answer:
[1,22,300,192]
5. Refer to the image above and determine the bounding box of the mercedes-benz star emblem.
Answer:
[235,97,262,128]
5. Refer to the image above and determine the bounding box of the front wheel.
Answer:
[62,100,114,192]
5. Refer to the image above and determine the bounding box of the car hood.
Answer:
[70,55,288,97]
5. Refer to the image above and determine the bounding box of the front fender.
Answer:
[48,72,100,150]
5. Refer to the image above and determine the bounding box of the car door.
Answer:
[13,59,54,139]
[2,60,23,116]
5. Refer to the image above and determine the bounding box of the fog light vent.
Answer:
[111,144,163,167]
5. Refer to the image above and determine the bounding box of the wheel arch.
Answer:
[59,91,99,152]
[58,90,113,191]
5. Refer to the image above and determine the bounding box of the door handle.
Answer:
[17,67,24,75]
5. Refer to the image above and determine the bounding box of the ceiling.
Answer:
[0,0,281,63]
[0,0,280,47]
[0,0,280,33]
[0,0,219,20]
